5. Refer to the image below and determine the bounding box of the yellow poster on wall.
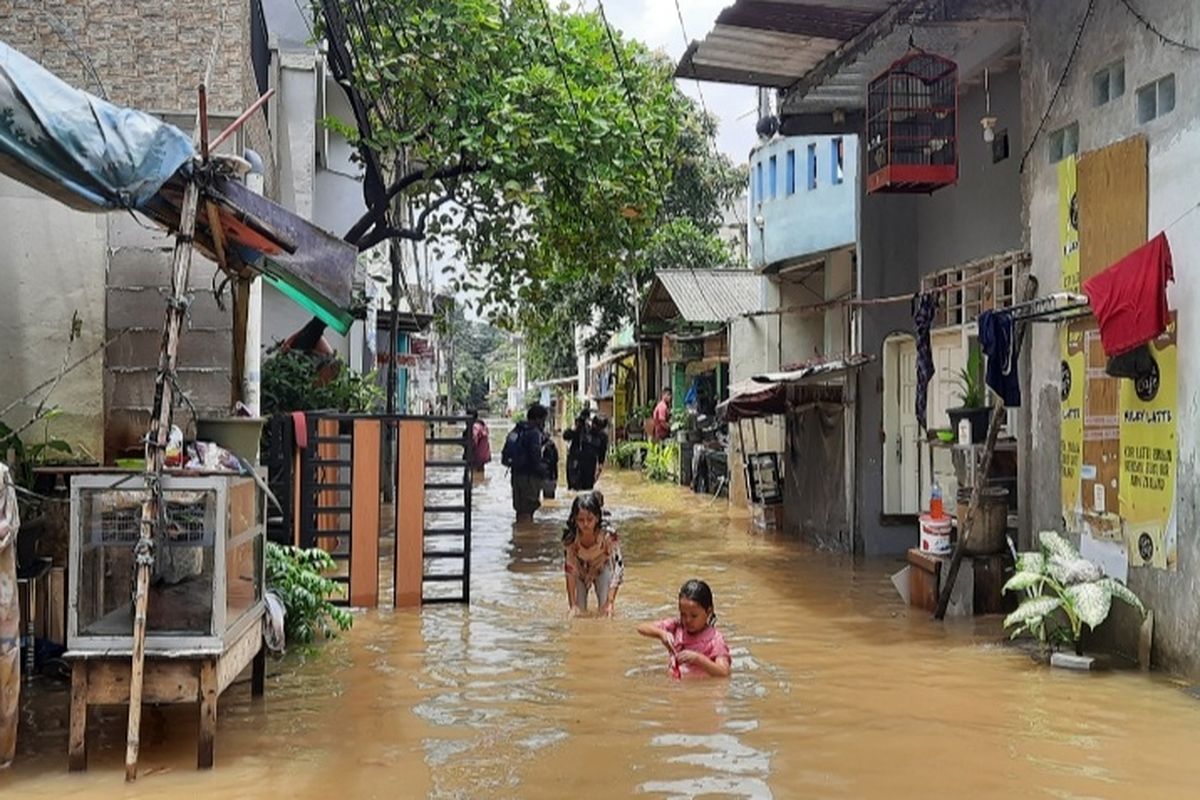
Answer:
[1118,318,1178,570]
[1059,156,1083,531]
[1059,155,1080,293]
[1061,325,1085,532]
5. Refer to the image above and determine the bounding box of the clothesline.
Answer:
[741,266,1019,320]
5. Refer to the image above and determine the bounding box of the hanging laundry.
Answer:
[978,310,1021,407]
[1105,342,1156,382]
[1083,232,1174,357]
[912,292,938,429]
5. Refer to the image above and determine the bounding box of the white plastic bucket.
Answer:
[919,514,953,555]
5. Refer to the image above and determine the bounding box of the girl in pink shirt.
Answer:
[637,580,731,679]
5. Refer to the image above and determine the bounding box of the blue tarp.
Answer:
[0,40,194,211]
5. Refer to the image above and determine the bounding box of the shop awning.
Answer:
[0,39,359,334]
[716,379,786,422]
[590,347,637,371]
[752,353,873,383]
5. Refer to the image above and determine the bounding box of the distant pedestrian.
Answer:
[652,387,673,442]
[637,579,731,679]
[563,491,624,618]
[502,403,549,521]
[590,414,610,481]
[469,414,491,474]
[564,410,600,491]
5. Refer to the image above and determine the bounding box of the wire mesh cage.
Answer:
[866,51,958,193]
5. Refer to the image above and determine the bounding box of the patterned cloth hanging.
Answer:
[912,293,939,430]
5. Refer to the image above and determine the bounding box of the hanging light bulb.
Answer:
[980,67,998,143]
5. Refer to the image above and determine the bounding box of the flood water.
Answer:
[4,434,1200,798]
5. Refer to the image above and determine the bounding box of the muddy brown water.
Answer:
[3,454,1200,798]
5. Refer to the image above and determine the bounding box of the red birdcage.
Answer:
[866,51,958,194]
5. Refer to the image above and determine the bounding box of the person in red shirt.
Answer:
[652,387,672,442]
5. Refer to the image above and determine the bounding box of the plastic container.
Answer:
[919,514,953,555]
[196,417,265,464]
[929,478,944,519]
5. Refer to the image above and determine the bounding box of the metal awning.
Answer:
[752,353,873,383]
[590,347,637,372]
[675,1,890,89]
[678,1,1023,128]
[531,375,578,389]
[642,269,763,325]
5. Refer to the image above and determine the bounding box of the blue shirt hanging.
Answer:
[978,310,1021,407]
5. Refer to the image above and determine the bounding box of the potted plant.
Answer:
[946,347,990,443]
[1003,530,1146,669]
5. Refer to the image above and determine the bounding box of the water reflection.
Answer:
[4,428,1200,798]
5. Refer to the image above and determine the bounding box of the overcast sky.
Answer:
[600,0,757,165]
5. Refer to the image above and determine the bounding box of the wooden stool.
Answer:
[67,622,264,771]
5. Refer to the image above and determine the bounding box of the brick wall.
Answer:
[0,1,277,459]
[0,0,251,114]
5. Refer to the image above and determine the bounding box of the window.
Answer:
[1048,122,1079,164]
[1137,74,1176,123]
[831,137,845,184]
[807,143,817,190]
[768,155,778,199]
[1093,60,1126,107]
[755,161,763,203]
[786,149,796,195]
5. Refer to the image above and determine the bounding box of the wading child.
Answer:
[563,492,624,617]
[637,579,731,679]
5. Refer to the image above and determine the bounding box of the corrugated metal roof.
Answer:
[676,0,893,88]
[644,269,764,324]
[678,0,1022,120]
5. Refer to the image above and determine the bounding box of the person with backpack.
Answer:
[502,403,549,520]
[563,409,595,491]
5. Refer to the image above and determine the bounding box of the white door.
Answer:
[884,335,922,515]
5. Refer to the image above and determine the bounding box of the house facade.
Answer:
[683,0,1200,677]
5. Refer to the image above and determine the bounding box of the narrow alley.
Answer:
[5,435,1200,798]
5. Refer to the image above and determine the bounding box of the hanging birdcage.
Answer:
[866,51,958,194]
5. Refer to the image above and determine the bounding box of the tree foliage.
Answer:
[316,0,745,376]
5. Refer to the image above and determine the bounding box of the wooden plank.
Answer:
[251,647,266,697]
[87,660,200,705]
[216,620,263,695]
[292,448,302,547]
[198,660,217,770]
[1078,135,1148,282]
[394,420,426,608]
[69,664,88,772]
[350,419,382,607]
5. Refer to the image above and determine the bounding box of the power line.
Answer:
[1019,0,1095,174]
[1118,0,1200,53]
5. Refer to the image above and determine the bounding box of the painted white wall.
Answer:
[0,174,108,457]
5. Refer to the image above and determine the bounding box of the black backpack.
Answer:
[501,425,524,469]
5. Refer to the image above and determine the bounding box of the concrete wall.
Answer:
[0,175,108,457]
[0,1,271,460]
[1025,0,1200,676]
[749,135,858,269]
[854,66,1025,556]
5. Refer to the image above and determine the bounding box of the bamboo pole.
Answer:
[124,96,205,785]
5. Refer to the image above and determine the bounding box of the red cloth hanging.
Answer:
[1083,232,1174,357]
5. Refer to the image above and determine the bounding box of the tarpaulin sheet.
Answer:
[717,380,786,422]
[0,40,194,211]
[785,402,849,551]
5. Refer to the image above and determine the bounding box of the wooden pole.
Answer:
[125,94,205,784]
[934,276,1037,620]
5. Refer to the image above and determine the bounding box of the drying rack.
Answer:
[1005,291,1091,323]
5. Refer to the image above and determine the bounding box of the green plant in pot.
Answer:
[1003,530,1145,658]
[946,346,991,443]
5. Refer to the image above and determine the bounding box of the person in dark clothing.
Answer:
[591,414,610,482]
[503,403,549,520]
[564,410,598,491]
